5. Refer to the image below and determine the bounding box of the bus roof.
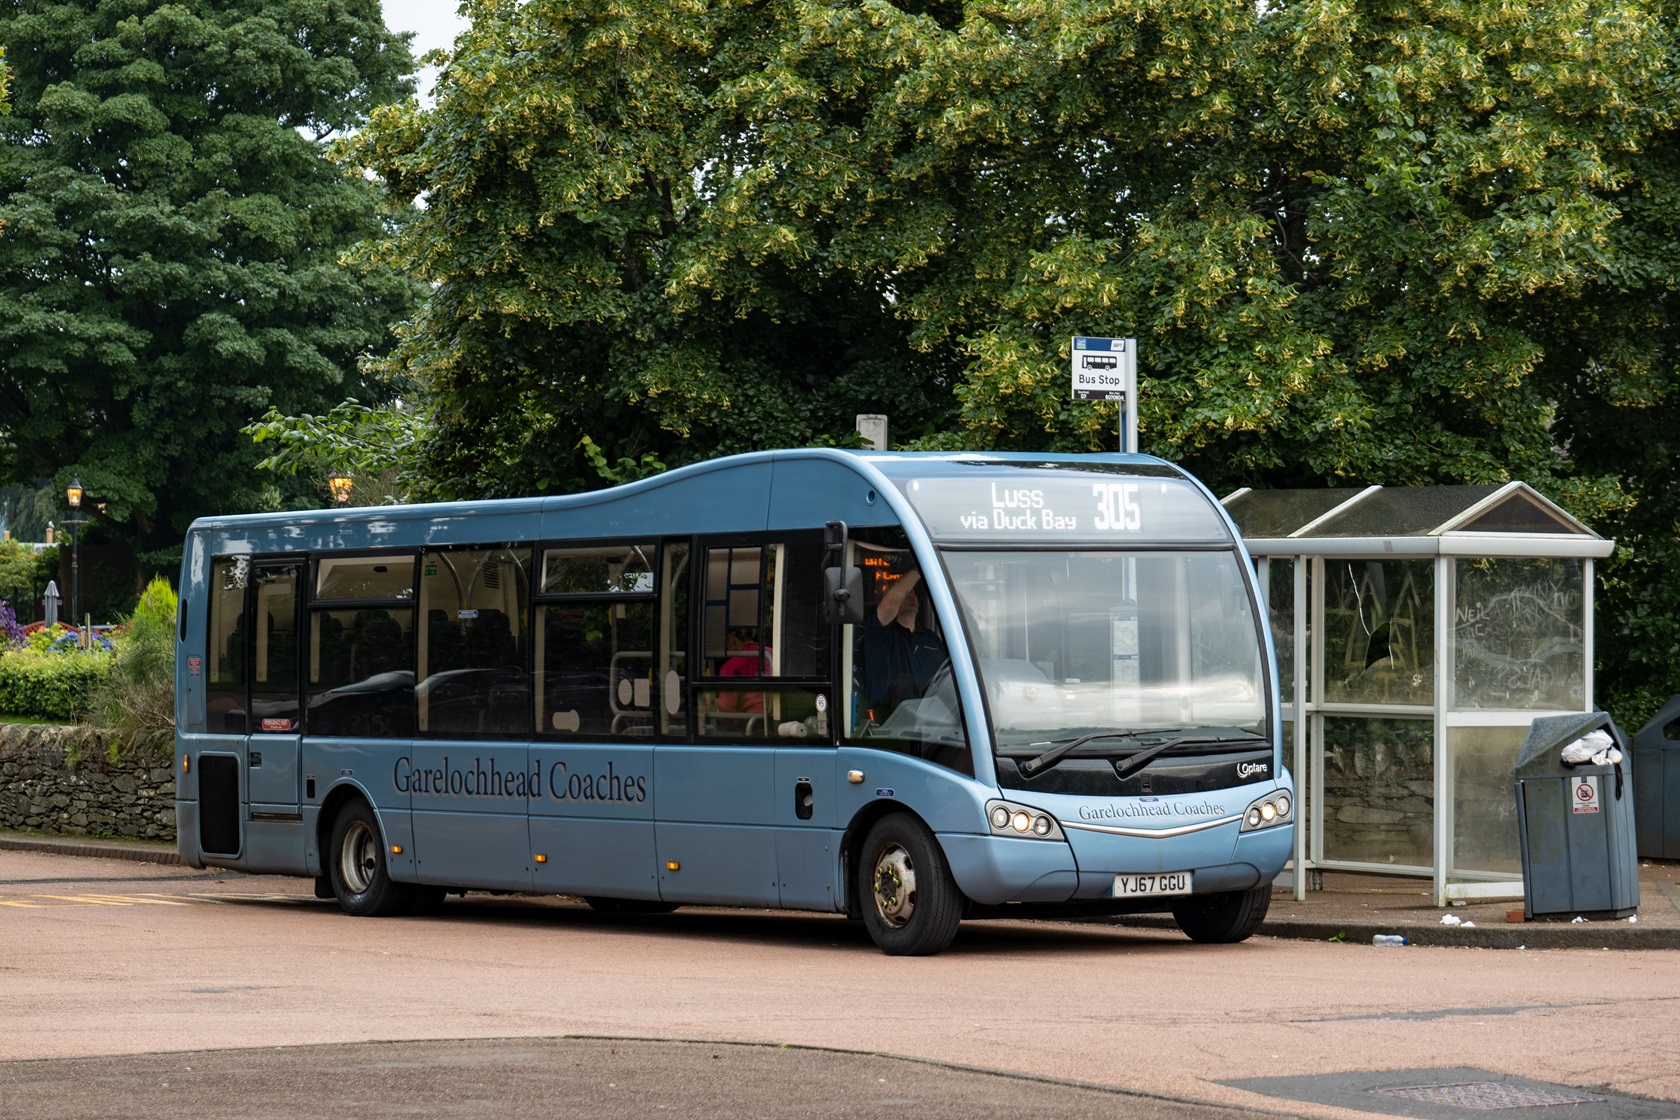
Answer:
[184,449,1228,551]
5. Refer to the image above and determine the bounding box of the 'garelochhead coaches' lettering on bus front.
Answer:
[177,449,1293,956]
[1078,800,1229,821]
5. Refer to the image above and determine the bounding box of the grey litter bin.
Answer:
[1633,694,1680,859]
[1514,712,1639,921]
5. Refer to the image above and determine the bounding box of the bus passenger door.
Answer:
[653,541,780,906]
[246,562,303,818]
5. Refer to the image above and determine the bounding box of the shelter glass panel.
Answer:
[1321,716,1433,867]
[1452,558,1585,712]
[1450,725,1526,876]
[417,547,531,736]
[1267,558,1296,692]
[1322,559,1434,706]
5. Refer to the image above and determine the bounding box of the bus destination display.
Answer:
[900,473,1232,543]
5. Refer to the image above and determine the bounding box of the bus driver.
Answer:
[862,566,948,721]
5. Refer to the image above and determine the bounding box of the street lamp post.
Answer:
[65,476,86,646]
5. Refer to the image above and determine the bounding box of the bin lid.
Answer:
[1515,711,1626,778]
[1633,694,1680,752]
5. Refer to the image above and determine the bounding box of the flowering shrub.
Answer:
[0,599,22,648]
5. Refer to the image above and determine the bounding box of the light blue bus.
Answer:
[174,449,1292,954]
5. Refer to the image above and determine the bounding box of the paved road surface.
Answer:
[3,849,1678,1119]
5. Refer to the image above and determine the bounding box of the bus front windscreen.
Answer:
[942,550,1268,754]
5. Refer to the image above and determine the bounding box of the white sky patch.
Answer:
[382,0,472,104]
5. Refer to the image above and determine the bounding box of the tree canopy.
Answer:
[0,0,419,576]
[347,0,1680,722]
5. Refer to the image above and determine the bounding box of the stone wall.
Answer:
[0,725,175,841]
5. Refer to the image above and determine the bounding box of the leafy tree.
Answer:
[0,0,420,580]
[0,537,58,624]
[357,0,1680,721]
[243,397,428,505]
[345,0,953,499]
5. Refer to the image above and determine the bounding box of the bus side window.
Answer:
[306,553,417,739]
[695,534,833,741]
[659,542,689,738]
[535,543,658,739]
[417,547,531,736]
[207,556,250,734]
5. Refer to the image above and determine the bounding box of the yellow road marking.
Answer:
[0,900,46,908]
[37,894,130,906]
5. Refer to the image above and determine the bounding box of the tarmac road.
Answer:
[2,847,1679,1120]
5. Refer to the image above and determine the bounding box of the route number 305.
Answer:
[1093,482,1142,531]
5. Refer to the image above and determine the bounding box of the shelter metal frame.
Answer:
[1225,482,1615,906]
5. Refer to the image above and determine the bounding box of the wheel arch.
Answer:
[316,782,374,862]
[840,800,955,919]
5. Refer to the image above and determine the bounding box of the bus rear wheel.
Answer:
[328,801,414,917]
[1171,884,1272,943]
[859,814,963,956]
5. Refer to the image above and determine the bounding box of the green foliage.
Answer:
[0,539,56,623]
[0,0,422,560]
[354,0,1680,716]
[89,578,177,732]
[343,0,960,499]
[0,646,111,721]
[244,397,428,505]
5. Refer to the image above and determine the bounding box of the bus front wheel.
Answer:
[328,801,414,917]
[859,815,963,956]
[1171,884,1272,943]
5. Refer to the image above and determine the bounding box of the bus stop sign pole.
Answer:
[1071,337,1138,453]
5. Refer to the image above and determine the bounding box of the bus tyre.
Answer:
[1171,884,1272,943]
[583,897,680,915]
[328,801,414,917]
[860,815,963,956]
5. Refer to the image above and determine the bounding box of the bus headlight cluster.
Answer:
[986,800,1064,840]
[1240,790,1292,832]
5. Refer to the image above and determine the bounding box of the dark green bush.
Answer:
[0,647,112,721]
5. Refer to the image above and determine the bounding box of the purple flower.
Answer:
[0,600,22,647]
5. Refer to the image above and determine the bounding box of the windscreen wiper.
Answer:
[1111,733,1263,780]
[1017,729,1183,778]
[1017,729,1265,779]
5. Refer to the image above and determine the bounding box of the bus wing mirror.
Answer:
[824,566,865,626]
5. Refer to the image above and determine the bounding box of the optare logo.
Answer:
[1237,762,1269,779]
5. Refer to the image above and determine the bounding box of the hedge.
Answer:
[0,648,113,721]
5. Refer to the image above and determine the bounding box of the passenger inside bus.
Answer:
[716,628,765,714]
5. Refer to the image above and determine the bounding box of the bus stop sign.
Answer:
[1071,336,1139,452]
[1070,336,1135,401]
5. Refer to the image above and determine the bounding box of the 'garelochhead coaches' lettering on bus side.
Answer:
[175,450,1292,955]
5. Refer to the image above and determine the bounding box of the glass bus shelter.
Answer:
[1222,483,1615,905]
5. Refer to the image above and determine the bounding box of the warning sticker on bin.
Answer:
[1570,775,1600,814]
